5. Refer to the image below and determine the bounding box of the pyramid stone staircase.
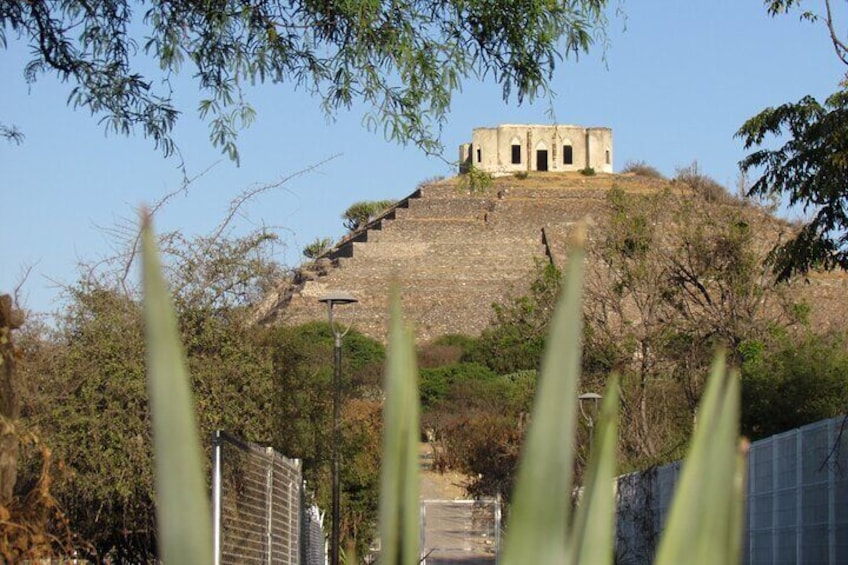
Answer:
[256,173,625,343]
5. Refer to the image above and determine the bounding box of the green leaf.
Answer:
[654,354,743,565]
[501,224,587,565]
[378,288,420,565]
[569,374,620,564]
[141,213,213,564]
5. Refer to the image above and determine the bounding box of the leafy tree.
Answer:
[263,321,384,556]
[303,236,334,259]
[342,200,397,232]
[737,0,848,279]
[740,330,848,440]
[19,284,155,561]
[585,185,805,461]
[0,0,611,161]
[431,371,536,499]
[469,260,561,374]
[14,221,290,560]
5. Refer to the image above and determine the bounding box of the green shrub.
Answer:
[417,334,477,368]
[740,330,848,439]
[580,167,596,176]
[342,200,397,231]
[459,164,493,193]
[419,362,496,408]
[302,236,333,259]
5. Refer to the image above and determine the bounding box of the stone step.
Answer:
[497,186,610,201]
[393,197,494,220]
[345,239,545,261]
[485,200,602,227]
[372,217,545,242]
[285,282,529,341]
[417,177,616,199]
[320,262,543,284]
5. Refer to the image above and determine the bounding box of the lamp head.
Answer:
[318,292,358,306]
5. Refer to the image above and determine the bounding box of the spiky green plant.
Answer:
[142,214,213,564]
[140,216,744,565]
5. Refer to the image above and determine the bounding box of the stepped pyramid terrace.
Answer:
[254,171,847,344]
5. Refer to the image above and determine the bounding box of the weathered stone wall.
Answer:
[466,124,613,175]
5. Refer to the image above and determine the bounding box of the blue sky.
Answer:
[1,2,844,316]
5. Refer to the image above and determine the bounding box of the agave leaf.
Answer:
[569,374,620,565]
[501,225,587,565]
[654,354,743,565]
[141,213,213,564]
[730,427,749,563]
[378,289,420,565]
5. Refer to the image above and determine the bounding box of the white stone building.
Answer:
[459,124,613,175]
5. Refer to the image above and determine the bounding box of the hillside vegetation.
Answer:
[2,166,846,560]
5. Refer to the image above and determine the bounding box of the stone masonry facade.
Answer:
[459,124,613,175]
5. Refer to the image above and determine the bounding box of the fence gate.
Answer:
[420,498,501,565]
[212,430,326,565]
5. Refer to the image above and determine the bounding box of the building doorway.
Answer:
[536,149,549,171]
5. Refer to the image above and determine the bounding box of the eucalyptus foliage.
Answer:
[1,0,610,160]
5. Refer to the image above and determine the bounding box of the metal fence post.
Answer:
[494,493,502,565]
[265,447,275,565]
[212,430,223,565]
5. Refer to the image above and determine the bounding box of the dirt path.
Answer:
[417,443,499,565]
[419,442,468,501]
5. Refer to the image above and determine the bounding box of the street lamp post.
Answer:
[318,292,358,565]
[578,392,602,453]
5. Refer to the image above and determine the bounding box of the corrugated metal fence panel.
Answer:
[615,415,848,565]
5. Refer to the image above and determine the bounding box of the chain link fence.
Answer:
[212,430,326,565]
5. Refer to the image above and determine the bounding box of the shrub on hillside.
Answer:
[621,160,665,179]
[419,362,497,409]
[674,162,743,205]
[418,334,477,368]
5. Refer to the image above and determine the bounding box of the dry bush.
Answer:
[0,436,89,562]
[674,162,745,206]
[621,160,665,179]
[417,344,464,369]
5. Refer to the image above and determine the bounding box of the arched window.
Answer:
[510,137,522,164]
[563,144,573,165]
[535,141,549,172]
[605,149,611,165]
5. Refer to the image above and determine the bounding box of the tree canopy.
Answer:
[737,0,848,279]
[0,0,610,161]
[342,199,397,231]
